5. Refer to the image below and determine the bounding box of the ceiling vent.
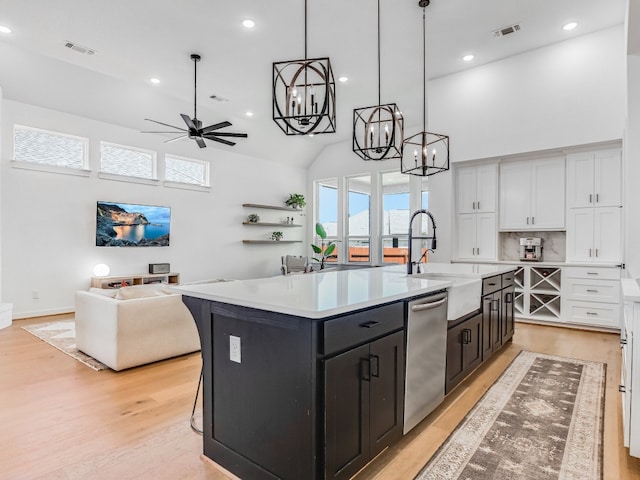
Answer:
[209,94,229,102]
[493,24,521,38]
[64,41,96,56]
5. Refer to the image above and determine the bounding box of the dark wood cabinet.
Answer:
[324,330,404,480]
[445,313,482,394]
[482,291,501,360]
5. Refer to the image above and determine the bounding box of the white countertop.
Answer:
[622,278,640,302]
[173,263,516,319]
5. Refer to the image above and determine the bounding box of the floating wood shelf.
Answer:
[242,203,303,212]
[242,240,303,244]
[242,222,302,227]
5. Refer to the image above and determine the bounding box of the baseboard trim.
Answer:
[13,307,74,320]
[515,317,619,334]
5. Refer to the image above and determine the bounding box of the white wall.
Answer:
[2,100,307,318]
[309,26,626,264]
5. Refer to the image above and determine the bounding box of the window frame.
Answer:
[98,141,158,185]
[163,153,211,190]
[345,174,372,264]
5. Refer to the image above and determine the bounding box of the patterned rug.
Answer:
[416,350,606,480]
[22,320,108,371]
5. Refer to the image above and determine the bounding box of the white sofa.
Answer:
[75,284,200,371]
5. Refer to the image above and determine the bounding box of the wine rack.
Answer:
[508,265,562,322]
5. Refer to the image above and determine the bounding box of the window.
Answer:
[381,171,410,264]
[13,125,88,170]
[165,154,209,187]
[100,142,156,180]
[346,175,371,263]
[315,179,338,263]
[420,177,429,234]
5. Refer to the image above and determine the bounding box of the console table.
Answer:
[90,272,180,289]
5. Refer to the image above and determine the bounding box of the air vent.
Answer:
[64,41,96,56]
[209,94,229,102]
[493,24,521,38]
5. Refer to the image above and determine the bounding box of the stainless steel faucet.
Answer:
[407,209,437,275]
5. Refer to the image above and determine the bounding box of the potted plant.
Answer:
[271,231,284,241]
[247,214,260,223]
[285,193,306,209]
[311,223,336,269]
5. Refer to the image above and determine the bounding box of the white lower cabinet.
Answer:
[456,213,496,260]
[621,288,640,458]
[561,267,622,329]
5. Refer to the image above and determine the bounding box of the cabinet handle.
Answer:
[596,193,600,203]
[411,298,447,312]
[621,338,628,345]
[505,292,513,303]
[361,358,371,382]
[619,385,627,393]
[462,328,472,344]
[589,249,592,257]
[586,289,599,293]
[477,201,480,209]
[370,355,380,378]
[472,248,476,255]
[477,247,480,255]
[586,312,598,316]
[491,299,499,311]
[361,321,381,329]
[473,201,476,210]
[586,272,599,276]
[589,194,593,203]
[526,217,529,225]
[595,249,599,257]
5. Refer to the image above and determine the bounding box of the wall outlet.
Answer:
[32,290,39,300]
[229,335,241,363]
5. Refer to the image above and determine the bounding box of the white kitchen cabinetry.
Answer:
[561,267,621,329]
[620,280,640,457]
[499,158,565,231]
[456,213,497,260]
[566,149,622,208]
[566,206,622,264]
[512,265,562,322]
[456,163,497,214]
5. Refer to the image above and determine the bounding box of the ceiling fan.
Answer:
[142,54,247,148]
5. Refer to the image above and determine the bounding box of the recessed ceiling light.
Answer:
[245,111,254,117]
[149,77,160,84]
[242,19,255,29]
[338,76,348,83]
[563,22,577,31]
[308,134,315,137]
[0,25,12,34]
[462,54,474,62]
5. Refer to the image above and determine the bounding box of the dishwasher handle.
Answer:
[410,297,447,312]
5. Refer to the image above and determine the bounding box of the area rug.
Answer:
[22,320,108,371]
[415,350,606,480]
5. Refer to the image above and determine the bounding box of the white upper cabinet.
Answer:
[456,213,497,260]
[499,157,565,230]
[456,163,497,214]
[566,149,622,208]
[566,207,622,263]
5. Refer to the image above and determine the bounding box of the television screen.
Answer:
[96,201,170,247]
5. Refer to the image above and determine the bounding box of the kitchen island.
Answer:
[174,263,515,480]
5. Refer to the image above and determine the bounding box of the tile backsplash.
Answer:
[500,231,566,262]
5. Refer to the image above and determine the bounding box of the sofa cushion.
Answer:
[89,288,118,298]
[115,284,173,300]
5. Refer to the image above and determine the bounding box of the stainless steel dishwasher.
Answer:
[404,291,448,434]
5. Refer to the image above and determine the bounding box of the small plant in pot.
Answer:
[247,214,260,223]
[285,193,306,209]
[271,231,284,241]
[311,223,336,269]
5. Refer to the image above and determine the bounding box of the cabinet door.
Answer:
[501,286,515,344]
[324,344,370,480]
[594,149,622,207]
[566,152,595,208]
[463,313,483,371]
[566,209,595,262]
[476,213,497,260]
[531,158,565,229]
[499,162,531,230]
[490,292,502,353]
[456,214,477,260]
[481,295,494,360]
[457,167,478,214]
[369,331,404,459]
[445,321,466,394]
[594,207,622,263]
[476,164,498,213]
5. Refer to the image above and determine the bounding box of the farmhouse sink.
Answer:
[410,273,482,320]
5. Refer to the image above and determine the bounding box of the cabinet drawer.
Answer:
[563,266,621,280]
[322,302,404,355]
[564,278,621,304]
[564,300,621,329]
[501,272,515,288]
[482,275,502,295]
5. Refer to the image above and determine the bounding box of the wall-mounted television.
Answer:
[96,201,170,247]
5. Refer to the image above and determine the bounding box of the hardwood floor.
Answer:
[2,315,639,480]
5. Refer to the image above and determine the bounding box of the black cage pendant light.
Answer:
[353,0,404,161]
[273,0,336,135]
[401,0,449,176]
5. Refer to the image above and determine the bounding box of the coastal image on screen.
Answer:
[96,201,170,247]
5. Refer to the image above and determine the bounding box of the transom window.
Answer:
[165,154,209,186]
[100,142,156,179]
[13,125,88,169]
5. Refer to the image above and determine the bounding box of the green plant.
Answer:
[247,214,260,223]
[311,223,336,269]
[285,193,306,209]
[271,231,284,241]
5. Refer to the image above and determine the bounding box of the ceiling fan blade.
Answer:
[205,136,236,146]
[204,132,248,138]
[195,136,207,148]
[164,134,189,144]
[144,118,186,131]
[201,121,232,133]
[181,114,197,130]
[142,131,186,134]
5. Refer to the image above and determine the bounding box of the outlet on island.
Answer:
[229,335,241,363]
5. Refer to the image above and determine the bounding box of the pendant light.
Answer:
[353,0,404,161]
[401,0,449,177]
[272,0,336,136]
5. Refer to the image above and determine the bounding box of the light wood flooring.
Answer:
[2,315,640,480]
